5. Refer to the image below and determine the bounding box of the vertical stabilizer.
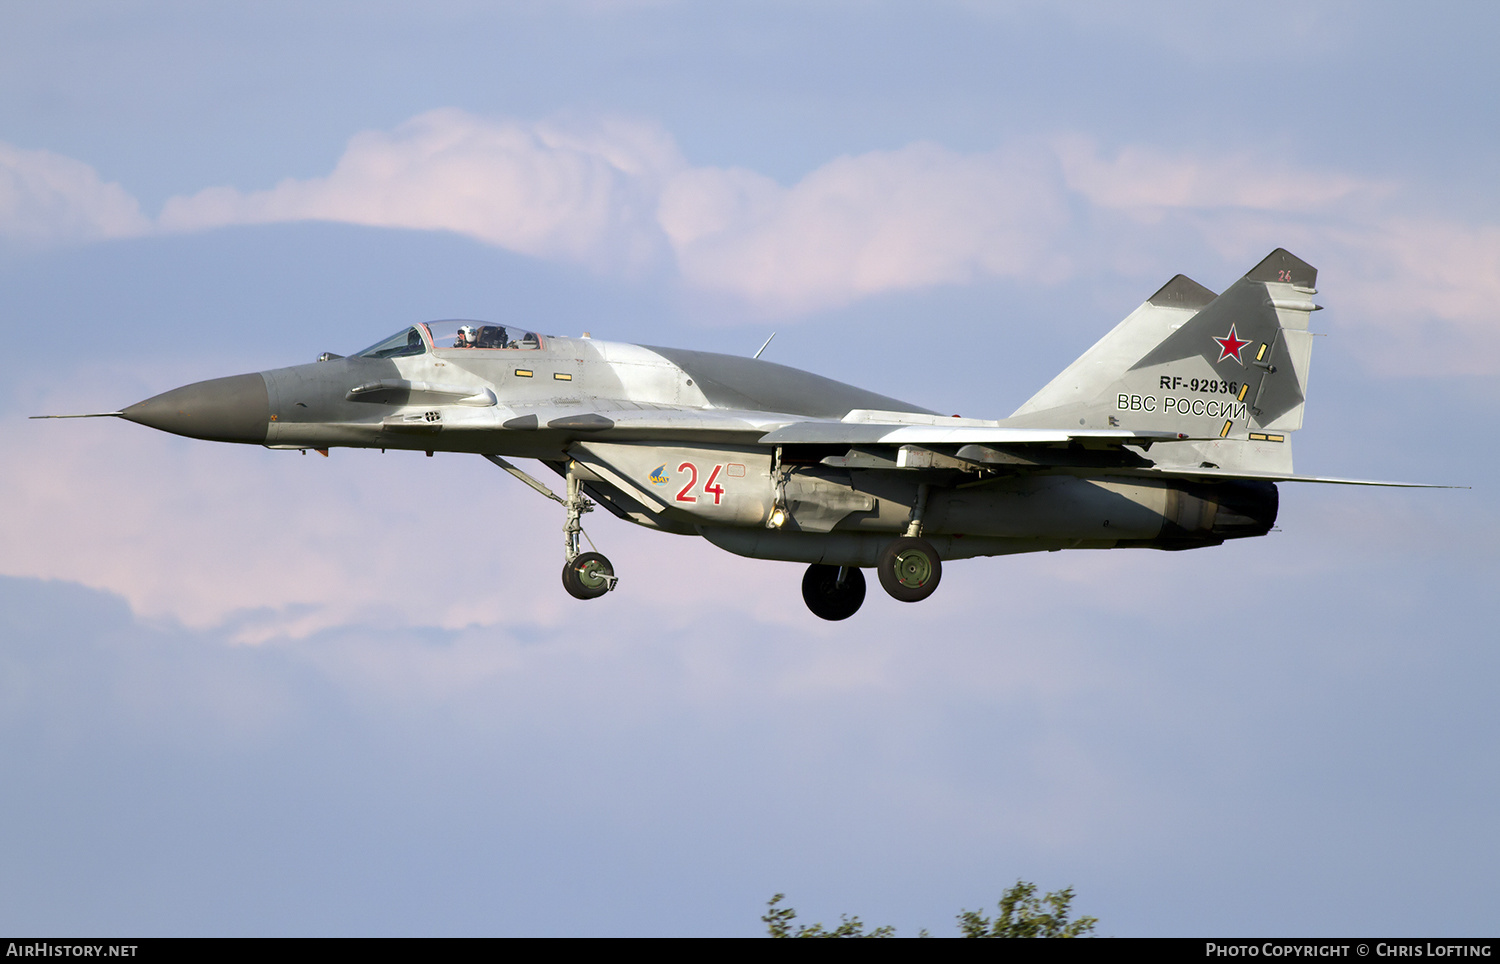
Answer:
[1005,250,1321,475]
[1012,274,1218,417]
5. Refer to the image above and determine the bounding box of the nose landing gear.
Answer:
[484,454,617,601]
[558,463,617,599]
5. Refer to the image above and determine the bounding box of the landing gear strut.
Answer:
[875,483,942,603]
[802,564,866,620]
[558,463,616,599]
[483,454,617,600]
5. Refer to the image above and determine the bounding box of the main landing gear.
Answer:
[799,484,943,619]
[802,565,866,621]
[800,536,943,620]
[804,539,942,623]
[483,454,617,601]
[879,484,941,603]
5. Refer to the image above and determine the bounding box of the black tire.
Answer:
[562,552,615,600]
[877,537,942,602]
[801,564,867,621]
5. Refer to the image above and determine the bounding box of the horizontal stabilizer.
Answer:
[1143,467,1464,488]
[760,421,1179,447]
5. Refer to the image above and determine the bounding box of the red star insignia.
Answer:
[1213,324,1251,364]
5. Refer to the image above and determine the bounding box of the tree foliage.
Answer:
[763,893,895,938]
[958,880,1098,938]
[765,881,1096,938]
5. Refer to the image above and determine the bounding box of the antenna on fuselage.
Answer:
[753,332,777,360]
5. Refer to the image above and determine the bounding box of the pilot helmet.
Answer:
[457,325,476,346]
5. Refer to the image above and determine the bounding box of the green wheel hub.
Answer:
[575,557,611,590]
[891,549,934,588]
[877,537,943,603]
[562,551,615,600]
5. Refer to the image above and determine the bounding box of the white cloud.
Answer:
[1054,135,1388,215]
[157,109,686,272]
[1322,219,1500,375]
[148,110,1493,360]
[150,112,1081,313]
[662,143,1074,313]
[7,112,1499,371]
[153,113,1077,313]
[0,143,150,244]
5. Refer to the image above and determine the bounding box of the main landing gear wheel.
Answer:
[562,552,615,600]
[877,537,942,603]
[801,565,867,621]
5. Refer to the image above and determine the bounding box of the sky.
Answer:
[1,1,1496,937]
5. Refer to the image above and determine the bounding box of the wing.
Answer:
[452,398,1453,490]
[755,410,1455,487]
[437,402,807,443]
[755,408,1178,473]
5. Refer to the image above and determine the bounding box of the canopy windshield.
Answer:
[354,327,427,359]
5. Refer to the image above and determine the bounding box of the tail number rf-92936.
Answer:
[1158,376,1242,394]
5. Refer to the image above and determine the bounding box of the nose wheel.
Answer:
[563,552,616,599]
[802,564,866,620]
[877,536,942,602]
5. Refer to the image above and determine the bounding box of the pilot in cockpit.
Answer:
[454,325,477,348]
[475,325,509,349]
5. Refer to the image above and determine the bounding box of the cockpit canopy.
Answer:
[355,321,546,359]
[430,320,543,351]
[355,327,427,359]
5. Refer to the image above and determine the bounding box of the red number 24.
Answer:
[675,462,727,505]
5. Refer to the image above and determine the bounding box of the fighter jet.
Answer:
[41,249,1440,619]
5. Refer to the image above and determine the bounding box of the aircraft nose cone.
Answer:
[122,373,271,443]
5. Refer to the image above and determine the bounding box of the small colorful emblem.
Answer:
[1213,324,1251,364]
[648,464,669,485]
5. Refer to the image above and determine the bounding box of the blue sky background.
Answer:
[1,1,1495,936]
